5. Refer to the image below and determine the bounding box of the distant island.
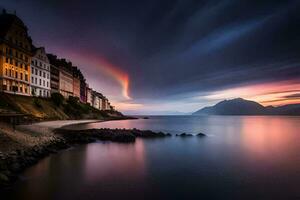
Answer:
[192,98,300,116]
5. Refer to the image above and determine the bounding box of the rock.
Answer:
[176,133,193,137]
[0,172,9,183]
[197,133,206,137]
[10,162,22,172]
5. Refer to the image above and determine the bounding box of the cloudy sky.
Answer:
[1,0,300,114]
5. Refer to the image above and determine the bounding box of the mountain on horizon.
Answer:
[192,98,300,116]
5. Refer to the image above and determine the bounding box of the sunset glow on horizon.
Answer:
[206,79,300,107]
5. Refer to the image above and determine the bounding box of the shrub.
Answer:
[51,93,64,106]
[67,96,80,106]
[33,97,42,108]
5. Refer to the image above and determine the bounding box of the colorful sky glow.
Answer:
[1,0,300,114]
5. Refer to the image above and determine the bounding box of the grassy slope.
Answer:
[0,93,124,121]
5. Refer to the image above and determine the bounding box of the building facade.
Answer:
[0,10,32,96]
[47,54,60,94]
[79,72,87,103]
[91,90,100,110]
[101,97,110,110]
[86,86,92,105]
[30,47,50,97]
[72,67,80,98]
[59,68,73,98]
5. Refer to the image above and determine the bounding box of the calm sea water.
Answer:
[3,116,300,200]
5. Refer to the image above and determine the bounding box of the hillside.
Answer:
[193,98,300,116]
[0,93,125,121]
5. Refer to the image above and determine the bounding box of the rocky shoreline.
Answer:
[0,128,173,188]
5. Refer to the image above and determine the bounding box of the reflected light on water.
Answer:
[84,139,146,183]
[241,117,296,153]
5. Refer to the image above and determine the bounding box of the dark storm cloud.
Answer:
[1,0,300,102]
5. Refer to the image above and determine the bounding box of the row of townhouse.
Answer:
[86,89,114,111]
[0,10,114,111]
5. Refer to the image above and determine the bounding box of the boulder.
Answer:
[197,133,206,137]
[176,133,193,137]
[0,172,9,184]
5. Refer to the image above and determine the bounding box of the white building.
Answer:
[30,47,51,97]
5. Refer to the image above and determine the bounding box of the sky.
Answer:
[1,0,300,114]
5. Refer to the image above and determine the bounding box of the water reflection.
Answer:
[240,117,299,156]
[3,116,300,200]
[84,140,146,183]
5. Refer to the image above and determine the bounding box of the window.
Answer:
[43,80,45,86]
[35,69,38,75]
[31,67,34,73]
[25,74,28,81]
[25,65,28,70]
[35,77,37,84]
[47,82,49,87]
[5,68,7,76]
[47,73,49,79]
[10,59,13,65]
[6,57,9,63]
[39,71,42,76]
[20,73,23,80]
[43,72,46,78]
[32,77,34,83]
[15,72,18,79]
[39,79,41,85]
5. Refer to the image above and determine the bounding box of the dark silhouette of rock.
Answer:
[196,133,206,137]
[176,133,193,137]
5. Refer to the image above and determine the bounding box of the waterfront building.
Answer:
[47,54,60,94]
[101,96,110,110]
[72,67,80,98]
[59,59,73,98]
[86,86,92,105]
[91,90,100,109]
[0,11,116,112]
[110,105,115,111]
[79,72,87,103]
[30,47,50,97]
[0,10,32,96]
